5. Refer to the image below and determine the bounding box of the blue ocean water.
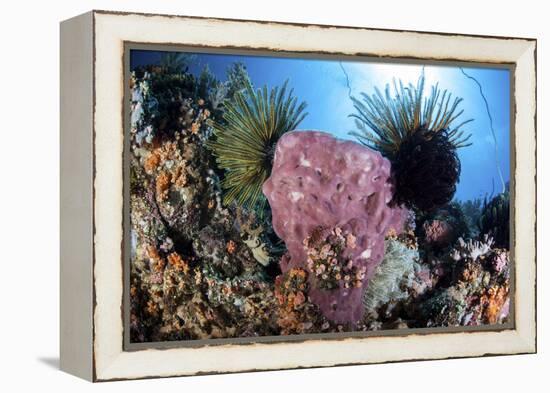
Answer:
[131,50,510,202]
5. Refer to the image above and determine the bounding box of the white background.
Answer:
[0,0,546,390]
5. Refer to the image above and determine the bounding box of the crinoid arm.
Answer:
[350,74,473,159]
[208,79,307,212]
[349,73,473,211]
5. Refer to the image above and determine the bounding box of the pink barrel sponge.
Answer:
[263,131,407,324]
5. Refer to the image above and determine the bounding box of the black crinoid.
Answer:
[350,73,473,212]
[391,127,461,210]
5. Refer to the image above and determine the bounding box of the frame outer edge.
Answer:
[59,11,95,381]
[91,11,538,380]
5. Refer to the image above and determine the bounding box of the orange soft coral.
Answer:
[226,240,237,254]
[274,268,318,335]
[144,150,161,174]
[167,252,190,274]
[155,171,171,201]
[146,245,165,272]
[482,285,509,324]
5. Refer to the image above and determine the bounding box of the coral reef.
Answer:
[457,198,483,236]
[234,207,273,267]
[304,227,365,291]
[128,57,511,343]
[224,62,252,102]
[450,235,494,263]
[350,74,472,211]
[417,202,471,251]
[131,69,205,144]
[423,219,455,248]
[159,52,195,74]
[208,80,308,212]
[355,232,510,330]
[273,268,330,335]
[129,66,284,342]
[130,247,281,341]
[416,235,510,327]
[263,131,407,324]
[479,191,510,248]
[362,232,422,320]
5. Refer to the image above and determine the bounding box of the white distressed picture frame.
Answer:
[60,10,536,382]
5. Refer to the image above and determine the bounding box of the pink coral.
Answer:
[491,249,509,274]
[423,219,454,247]
[263,131,407,324]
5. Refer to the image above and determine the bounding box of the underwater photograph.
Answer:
[127,48,512,344]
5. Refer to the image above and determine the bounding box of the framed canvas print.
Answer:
[60,10,537,381]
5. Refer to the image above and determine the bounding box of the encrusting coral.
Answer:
[273,268,331,335]
[350,74,472,212]
[416,235,510,327]
[423,219,454,248]
[413,202,471,261]
[129,65,286,342]
[304,226,365,291]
